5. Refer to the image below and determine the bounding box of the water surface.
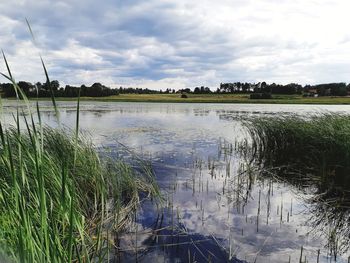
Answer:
[3,101,350,262]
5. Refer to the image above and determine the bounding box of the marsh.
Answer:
[2,101,349,262]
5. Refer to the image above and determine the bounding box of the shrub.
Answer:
[249,93,272,99]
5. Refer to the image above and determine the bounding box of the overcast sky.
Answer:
[1,0,350,89]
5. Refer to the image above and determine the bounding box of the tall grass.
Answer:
[0,48,158,262]
[243,113,350,188]
[242,113,350,257]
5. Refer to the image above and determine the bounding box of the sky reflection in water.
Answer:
[3,101,350,262]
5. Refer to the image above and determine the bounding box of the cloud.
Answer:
[1,0,350,89]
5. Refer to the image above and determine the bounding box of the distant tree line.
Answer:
[1,80,350,98]
[219,82,303,95]
[0,81,118,98]
[218,82,350,96]
[303,83,348,96]
[179,82,350,96]
[117,87,176,94]
[0,81,179,98]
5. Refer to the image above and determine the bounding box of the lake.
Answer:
[3,101,350,263]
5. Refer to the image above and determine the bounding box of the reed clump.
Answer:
[0,23,159,260]
[241,113,350,257]
[243,113,350,188]
[0,121,158,262]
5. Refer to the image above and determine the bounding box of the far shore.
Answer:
[18,93,350,104]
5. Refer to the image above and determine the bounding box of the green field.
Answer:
[35,93,350,104]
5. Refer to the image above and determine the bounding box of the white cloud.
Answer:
[1,0,350,88]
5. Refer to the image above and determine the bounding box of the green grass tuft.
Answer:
[0,124,158,262]
[243,113,350,185]
[242,113,350,256]
[0,35,159,262]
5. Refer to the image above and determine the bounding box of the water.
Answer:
[2,101,350,262]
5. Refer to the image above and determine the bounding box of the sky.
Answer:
[1,0,350,90]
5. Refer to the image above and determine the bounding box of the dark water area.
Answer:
[2,101,350,262]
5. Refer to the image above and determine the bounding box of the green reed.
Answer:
[0,48,158,262]
[242,113,350,258]
[243,113,350,187]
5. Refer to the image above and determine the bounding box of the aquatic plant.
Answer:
[0,46,158,262]
[243,113,350,188]
[241,113,350,258]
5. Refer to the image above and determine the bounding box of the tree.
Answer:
[43,80,59,92]
[242,83,251,93]
[51,80,60,91]
[17,81,33,96]
[1,83,16,97]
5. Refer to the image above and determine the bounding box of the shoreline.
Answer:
[6,94,350,105]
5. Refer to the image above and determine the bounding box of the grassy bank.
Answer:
[33,93,350,104]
